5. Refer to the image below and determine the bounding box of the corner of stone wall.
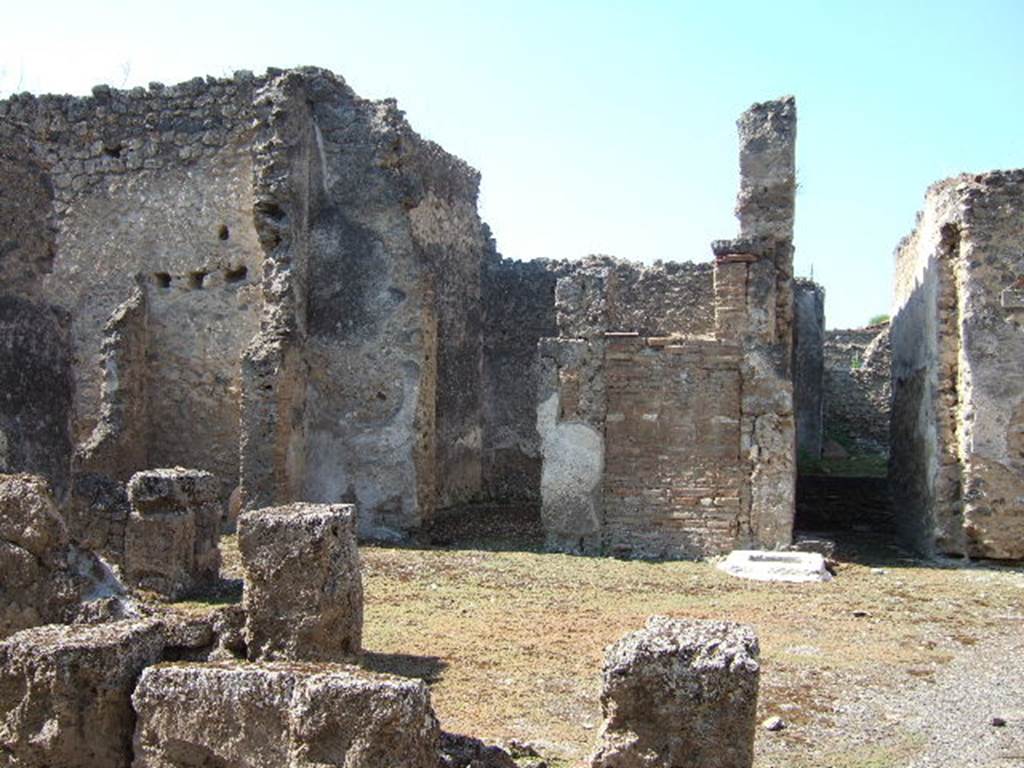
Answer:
[239,71,314,513]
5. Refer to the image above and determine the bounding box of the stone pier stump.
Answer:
[124,468,221,598]
[591,616,760,768]
[239,503,362,661]
[0,620,167,768]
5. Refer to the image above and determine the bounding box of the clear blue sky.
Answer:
[3,1,1022,328]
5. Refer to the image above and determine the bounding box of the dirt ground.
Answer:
[216,504,1024,767]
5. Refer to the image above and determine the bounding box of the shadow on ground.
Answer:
[361,650,449,683]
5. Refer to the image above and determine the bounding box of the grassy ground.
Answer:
[213,510,1024,767]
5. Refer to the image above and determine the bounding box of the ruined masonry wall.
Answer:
[485,255,713,502]
[551,256,715,338]
[1,78,266,499]
[603,336,746,558]
[297,75,487,533]
[891,170,1024,559]
[535,96,797,558]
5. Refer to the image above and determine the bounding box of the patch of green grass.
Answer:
[799,452,888,477]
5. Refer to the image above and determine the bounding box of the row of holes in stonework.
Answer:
[153,265,248,290]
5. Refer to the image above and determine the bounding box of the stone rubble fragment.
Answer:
[591,616,760,768]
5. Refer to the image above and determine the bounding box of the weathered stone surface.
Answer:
[891,169,1024,559]
[68,471,130,565]
[131,661,440,768]
[124,468,221,598]
[824,323,891,456]
[239,503,362,661]
[0,474,112,638]
[0,619,167,768]
[0,295,74,504]
[591,616,760,768]
[793,279,825,460]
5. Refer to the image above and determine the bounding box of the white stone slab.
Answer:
[717,549,833,583]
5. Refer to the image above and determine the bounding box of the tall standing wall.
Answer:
[891,170,1024,559]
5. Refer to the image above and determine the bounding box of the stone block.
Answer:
[0,474,78,638]
[717,550,833,583]
[131,661,440,768]
[591,616,760,768]
[68,471,130,565]
[124,468,221,598]
[0,620,166,768]
[239,503,362,661]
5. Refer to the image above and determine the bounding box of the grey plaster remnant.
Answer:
[0,295,74,505]
[793,279,825,460]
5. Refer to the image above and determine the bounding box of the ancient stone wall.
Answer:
[793,279,825,460]
[484,254,714,503]
[603,335,745,558]
[3,69,490,535]
[1,76,266,501]
[551,256,715,338]
[481,250,558,501]
[536,97,797,558]
[296,73,487,533]
[891,170,1024,559]
[0,296,74,503]
[822,323,891,456]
